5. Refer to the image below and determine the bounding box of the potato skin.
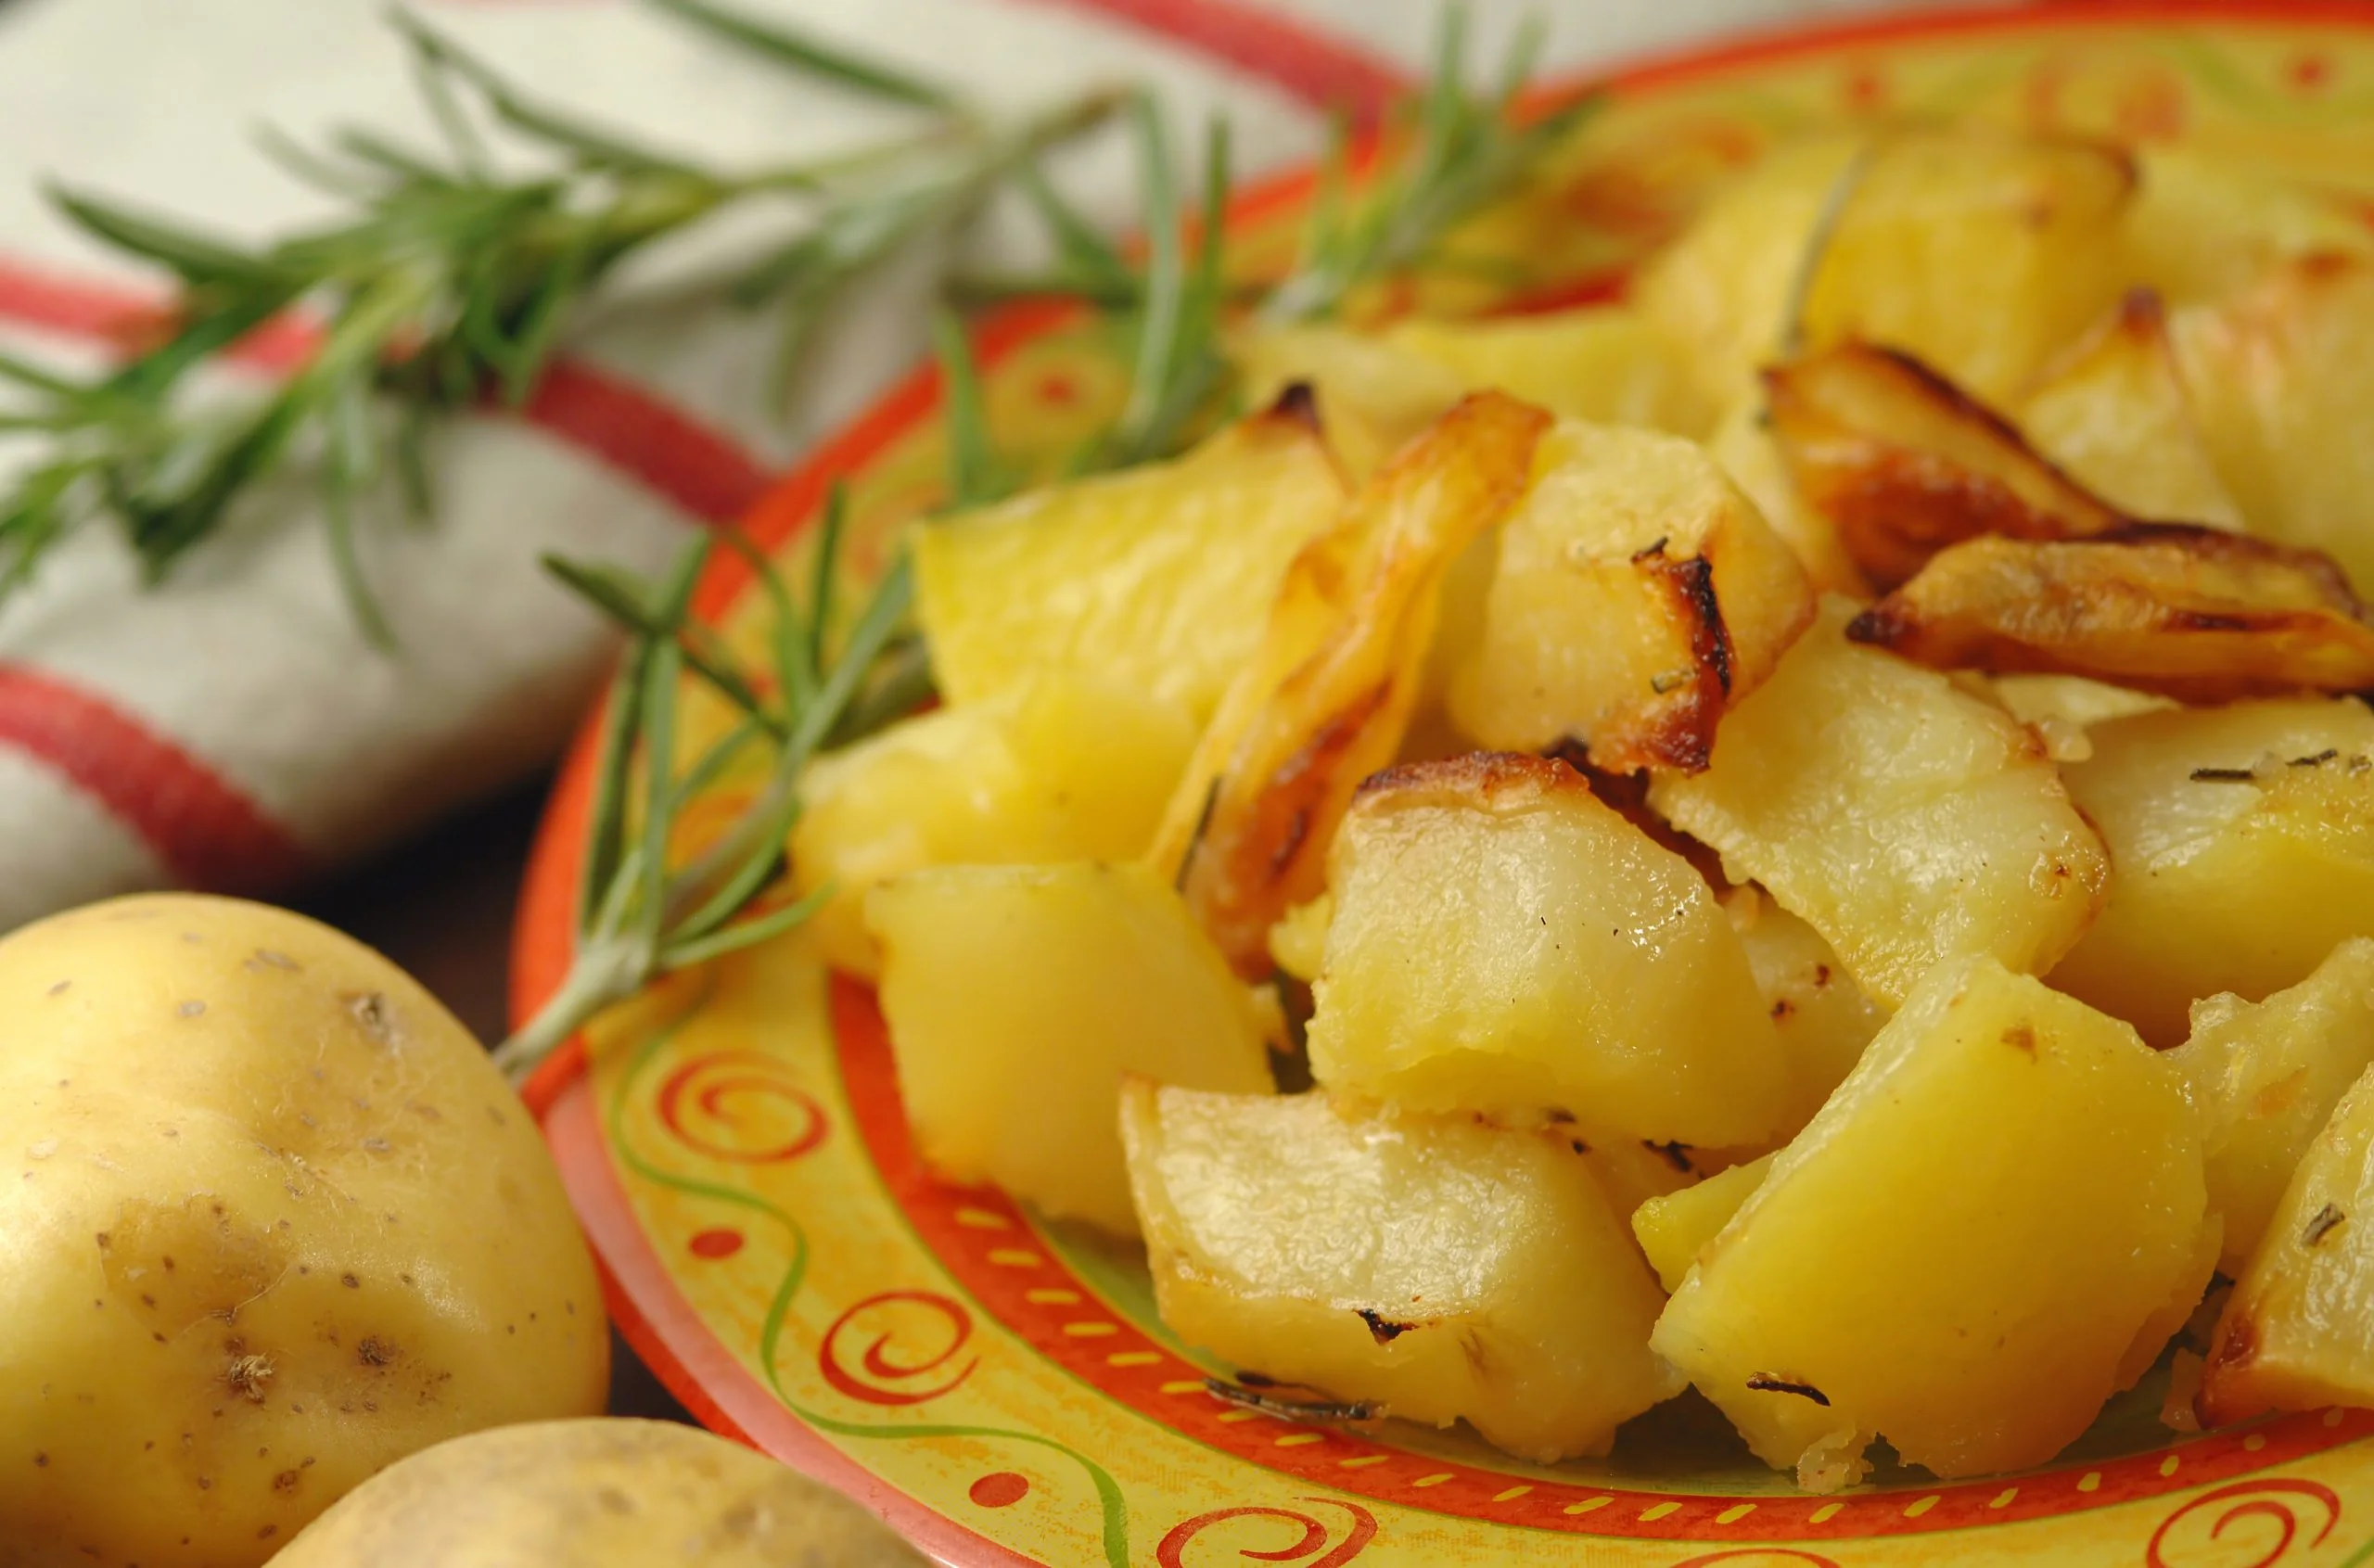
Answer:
[0,895,606,1567]
[271,1420,924,1567]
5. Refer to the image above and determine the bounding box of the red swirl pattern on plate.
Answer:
[1666,1552,1843,1567]
[657,1049,830,1164]
[1156,1499,1378,1568]
[2146,1479,2342,1568]
[819,1289,980,1408]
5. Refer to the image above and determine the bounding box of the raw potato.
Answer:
[1652,956,2212,1490]
[2015,289,2242,528]
[790,675,1195,977]
[1306,753,1789,1146]
[270,1419,923,1566]
[2201,1058,2374,1425]
[867,861,1274,1234]
[2173,939,2374,1270]
[1632,1154,1773,1294]
[1446,419,1815,774]
[1151,391,1550,975]
[0,896,606,1567]
[1724,886,1888,1137]
[913,396,1345,720]
[1121,1081,1679,1462]
[2174,255,2374,595]
[2049,697,2374,1046]
[1651,598,2109,1006]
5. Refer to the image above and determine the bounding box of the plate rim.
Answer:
[510,2,2374,1559]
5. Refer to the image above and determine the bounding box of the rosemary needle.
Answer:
[0,4,1117,642]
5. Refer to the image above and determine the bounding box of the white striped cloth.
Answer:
[0,0,1972,931]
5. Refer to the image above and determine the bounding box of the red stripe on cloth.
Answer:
[0,257,772,525]
[0,665,313,895]
[1016,0,1410,119]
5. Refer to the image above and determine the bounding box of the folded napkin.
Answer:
[0,0,1951,932]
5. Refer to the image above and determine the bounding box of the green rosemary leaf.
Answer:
[48,185,298,289]
[577,635,651,935]
[805,482,849,691]
[253,123,392,202]
[828,632,935,747]
[930,310,1000,508]
[714,527,813,710]
[660,881,833,970]
[1113,94,1182,458]
[1015,160,1134,296]
[543,550,785,735]
[646,0,961,112]
[0,349,83,397]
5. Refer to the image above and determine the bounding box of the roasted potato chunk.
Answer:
[2126,149,2374,307]
[1766,340,2129,589]
[1305,752,1789,1145]
[2200,1055,2374,1425]
[1704,395,1870,596]
[1446,419,1815,773]
[1632,1153,1773,1294]
[2016,288,2243,528]
[1650,598,2109,1006]
[1724,886,1888,1138]
[1121,1081,1680,1462]
[2050,698,2374,1046]
[1232,325,1466,480]
[2174,254,2374,594]
[1151,391,1551,975]
[1846,527,2374,704]
[2173,938,2374,1270]
[913,395,1344,720]
[1653,957,2212,1489]
[868,862,1274,1234]
[791,676,1195,977]
[1799,130,2136,406]
[1384,305,1715,439]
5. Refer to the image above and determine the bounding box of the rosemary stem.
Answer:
[491,932,649,1082]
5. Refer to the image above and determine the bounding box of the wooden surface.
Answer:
[294,774,695,1425]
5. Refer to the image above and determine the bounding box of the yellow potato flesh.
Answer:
[1723,886,1888,1138]
[270,1418,923,1567]
[0,896,606,1566]
[1652,956,2209,1489]
[2172,938,2374,1271]
[913,405,1345,720]
[2125,148,2374,307]
[1307,753,1787,1145]
[1231,323,1466,480]
[1704,394,1870,597]
[2175,257,2374,595]
[1122,1081,1679,1462]
[2049,697,2374,1046]
[1632,1153,1774,1294]
[1385,306,1715,439]
[1650,598,2109,1006]
[1446,419,1815,774]
[791,674,1195,977]
[867,862,1273,1235]
[2202,1057,2374,1425]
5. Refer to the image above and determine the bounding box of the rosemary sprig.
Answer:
[0,4,1117,641]
[492,512,914,1083]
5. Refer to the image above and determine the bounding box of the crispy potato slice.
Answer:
[1704,395,1870,597]
[1447,420,1815,774]
[1847,527,2374,703]
[2017,289,2243,529]
[1149,391,1551,975]
[914,391,1345,720]
[1766,340,2129,589]
[2174,254,2374,594]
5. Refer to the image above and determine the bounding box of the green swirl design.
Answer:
[603,999,1132,1568]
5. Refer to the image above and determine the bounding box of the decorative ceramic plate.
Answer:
[515,6,2374,1563]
